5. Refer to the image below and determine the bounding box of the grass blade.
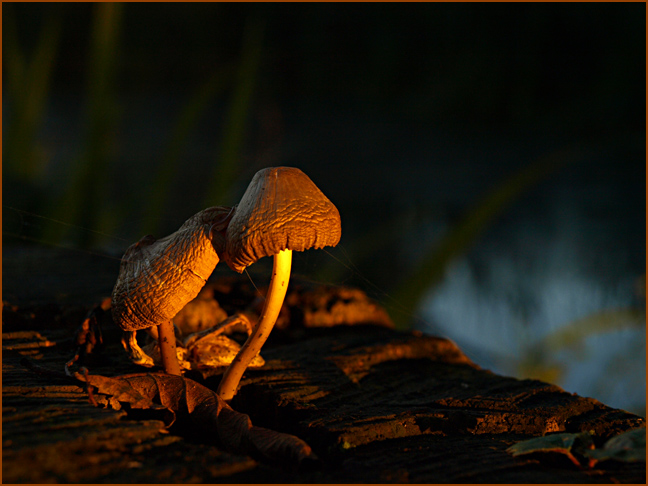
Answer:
[202,16,265,207]
[391,147,585,329]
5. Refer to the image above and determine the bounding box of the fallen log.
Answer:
[2,246,645,483]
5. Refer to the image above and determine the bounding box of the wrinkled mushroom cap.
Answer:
[224,167,341,273]
[111,206,233,332]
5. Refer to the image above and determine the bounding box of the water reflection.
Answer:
[421,180,645,415]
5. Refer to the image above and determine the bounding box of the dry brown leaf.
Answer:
[73,371,317,468]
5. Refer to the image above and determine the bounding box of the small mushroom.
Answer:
[217,167,341,400]
[111,206,234,375]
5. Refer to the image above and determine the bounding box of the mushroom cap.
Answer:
[111,206,233,332]
[224,167,341,273]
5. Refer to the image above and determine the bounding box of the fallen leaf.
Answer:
[76,372,166,411]
[73,370,317,468]
[582,427,646,464]
[506,432,594,467]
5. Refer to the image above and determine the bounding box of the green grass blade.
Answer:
[542,308,645,352]
[391,147,586,329]
[141,66,235,236]
[44,3,123,248]
[202,16,265,207]
[3,5,62,181]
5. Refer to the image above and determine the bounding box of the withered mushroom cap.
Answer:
[223,167,341,273]
[112,206,233,332]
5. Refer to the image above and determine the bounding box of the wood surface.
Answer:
[2,246,645,483]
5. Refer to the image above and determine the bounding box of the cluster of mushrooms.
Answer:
[111,167,341,400]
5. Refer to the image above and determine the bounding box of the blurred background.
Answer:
[3,3,645,414]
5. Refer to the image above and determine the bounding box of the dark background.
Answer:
[3,3,645,414]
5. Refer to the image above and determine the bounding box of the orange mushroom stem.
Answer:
[216,167,341,400]
[157,319,181,376]
[217,249,292,400]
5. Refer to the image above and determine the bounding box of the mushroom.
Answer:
[216,167,341,400]
[111,206,234,375]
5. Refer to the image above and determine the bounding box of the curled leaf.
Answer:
[507,432,594,467]
[583,428,646,464]
[74,371,165,410]
[73,371,317,468]
[139,313,265,377]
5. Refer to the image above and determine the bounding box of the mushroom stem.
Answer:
[158,319,181,376]
[217,249,292,400]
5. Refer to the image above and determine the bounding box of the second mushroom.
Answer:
[111,206,234,376]
[217,167,341,400]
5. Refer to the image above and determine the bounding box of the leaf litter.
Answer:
[23,359,318,470]
[507,428,646,468]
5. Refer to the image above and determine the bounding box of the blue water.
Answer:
[419,152,645,415]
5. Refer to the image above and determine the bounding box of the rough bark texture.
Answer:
[2,247,645,483]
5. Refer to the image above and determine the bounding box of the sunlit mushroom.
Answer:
[111,206,234,375]
[217,166,341,400]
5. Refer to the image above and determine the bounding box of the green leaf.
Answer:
[507,432,593,457]
[507,432,594,467]
[583,428,646,464]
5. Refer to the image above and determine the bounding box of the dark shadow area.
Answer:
[3,2,645,415]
